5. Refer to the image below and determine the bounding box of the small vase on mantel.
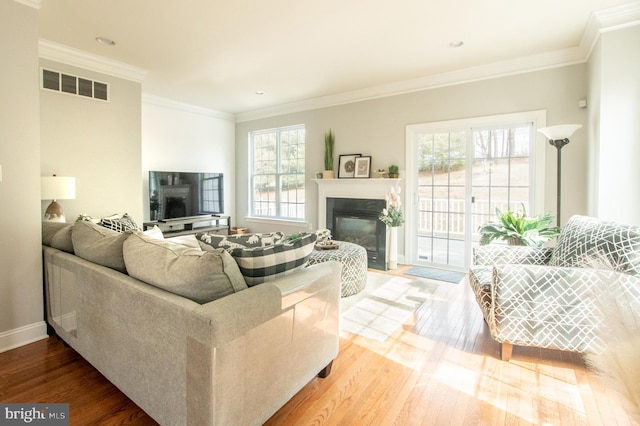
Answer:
[388,226,398,269]
[322,170,335,179]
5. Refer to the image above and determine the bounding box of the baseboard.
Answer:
[0,321,48,353]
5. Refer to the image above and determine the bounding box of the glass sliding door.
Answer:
[470,125,533,250]
[406,113,541,272]
[415,130,468,270]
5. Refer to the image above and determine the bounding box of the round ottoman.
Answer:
[308,241,368,297]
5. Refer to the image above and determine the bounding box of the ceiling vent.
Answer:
[41,68,109,101]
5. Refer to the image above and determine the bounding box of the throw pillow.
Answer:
[143,225,164,240]
[231,232,317,286]
[100,213,140,233]
[165,234,201,249]
[197,231,285,252]
[72,220,130,273]
[123,232,247,304]
[42,221,74,253]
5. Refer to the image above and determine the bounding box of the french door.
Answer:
[405,111,546,271]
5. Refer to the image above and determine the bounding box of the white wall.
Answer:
[141,98,236,223]
[40,59,143,222]
[592,24,640,224]
[235,65,590,258]
[0,1,47,351]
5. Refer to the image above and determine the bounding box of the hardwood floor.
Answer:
[0,266,633,425]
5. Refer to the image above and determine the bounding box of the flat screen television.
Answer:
[149,171,224,221]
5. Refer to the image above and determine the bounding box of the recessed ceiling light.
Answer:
[449,40,464,48]
[255,91,265,95]
[95,36,116,46]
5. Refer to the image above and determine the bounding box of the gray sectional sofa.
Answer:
[42,221,341,425]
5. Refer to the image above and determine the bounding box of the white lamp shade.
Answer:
[41,176,76,200]
[538,124,582,140]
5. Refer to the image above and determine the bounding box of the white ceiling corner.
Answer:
[38,39,147,83]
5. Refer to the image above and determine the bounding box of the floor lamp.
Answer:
[537,124,582,226]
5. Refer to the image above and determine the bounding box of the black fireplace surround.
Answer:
[326,198,387,270]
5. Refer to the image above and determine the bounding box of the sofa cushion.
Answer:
[549,215,640,276]
[42,221,75,253]
[72,220,129,272]
[230,233,317,286]
[197,231,285,252]
[123,232,247,303]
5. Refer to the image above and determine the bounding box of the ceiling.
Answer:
[36,0,637,117]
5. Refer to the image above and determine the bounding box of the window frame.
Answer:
[249,124,306,222]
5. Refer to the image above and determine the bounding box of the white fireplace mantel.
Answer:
[314,178,402,229]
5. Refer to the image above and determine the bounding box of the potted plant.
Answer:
[323,129,335,179]
[478,204,559,247]
[388,165,399,178]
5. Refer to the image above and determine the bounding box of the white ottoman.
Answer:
[308,241,368,297]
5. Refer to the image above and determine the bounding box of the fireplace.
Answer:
[327,198,387,270]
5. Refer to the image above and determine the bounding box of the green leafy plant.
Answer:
[478,204,559,247]
[388,165,399,174]
[324,129,335,171]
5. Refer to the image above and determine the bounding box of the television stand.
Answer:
[143,215,230,237]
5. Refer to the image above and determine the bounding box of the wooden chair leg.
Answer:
[500,342,513,361]
[317,360,333,378]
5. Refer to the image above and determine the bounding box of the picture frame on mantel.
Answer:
[338,154,360,178]
[354,156,371,178]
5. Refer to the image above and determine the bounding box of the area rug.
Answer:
[405,266,465,284]
[340,272,439,342]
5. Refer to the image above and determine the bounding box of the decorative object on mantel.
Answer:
[374,169,386,178]
[354,156,371,178]
[478,203,559,247]
[42,174,76,222]
[338,153,361,178]
[379,184,404,269]
[323,129,335,179]
[388,165,399,178]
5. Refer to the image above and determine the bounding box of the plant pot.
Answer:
[322,170,335,179]
[507,237,524,246]
[388,173,399,178]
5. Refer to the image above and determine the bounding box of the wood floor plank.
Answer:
[0,266,633,425]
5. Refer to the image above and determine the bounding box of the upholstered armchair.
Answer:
[469,215,640,361]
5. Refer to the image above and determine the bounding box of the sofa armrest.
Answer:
[473,245,552,266]
[192,261,341,345]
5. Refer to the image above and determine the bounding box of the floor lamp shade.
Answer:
[42,176,76,222]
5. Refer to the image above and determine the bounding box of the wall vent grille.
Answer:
[41,68,109,101]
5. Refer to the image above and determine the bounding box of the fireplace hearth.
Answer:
[326,198,386,270]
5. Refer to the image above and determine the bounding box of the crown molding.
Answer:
[142,94,235,121]
[14,0,41,9]
[236,2,640,123]
[38,39,147,83]
[236,47,585,123]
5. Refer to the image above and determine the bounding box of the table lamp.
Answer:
[42,175,76,222]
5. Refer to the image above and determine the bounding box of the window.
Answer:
[250,125,305,220]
